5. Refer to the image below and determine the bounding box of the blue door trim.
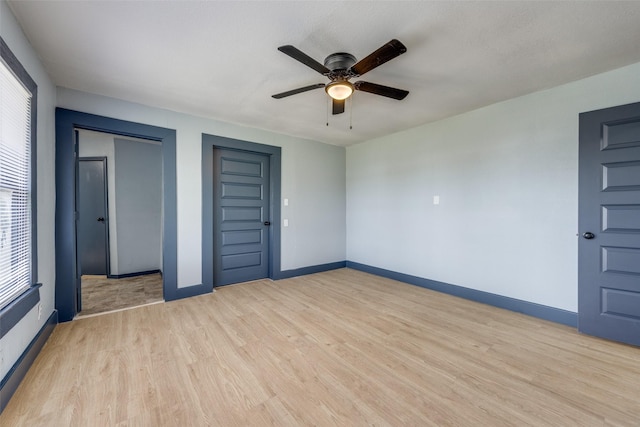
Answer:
[346,261,578,327]
[202,134,282,288]
[55,108,178,321]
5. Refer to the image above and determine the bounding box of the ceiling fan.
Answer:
[272,39,409,115]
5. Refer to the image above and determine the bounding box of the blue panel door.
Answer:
[213,148,270,286]
[578,101,640,346]
[78,158,108,276]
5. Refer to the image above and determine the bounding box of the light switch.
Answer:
[284,198,289,206]
[433,195,440,205]
[283,219,289,227]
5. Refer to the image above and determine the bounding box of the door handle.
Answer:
[264,221,271,226]
[582,232,595,239]
[97,217,105,222]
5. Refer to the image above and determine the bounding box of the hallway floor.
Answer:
[79,273,163,316]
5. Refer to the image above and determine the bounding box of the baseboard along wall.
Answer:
[346,261,577,327]
[107,269,161,279]
[0,310,58,413]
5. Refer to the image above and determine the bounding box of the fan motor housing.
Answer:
[324,53,356,72]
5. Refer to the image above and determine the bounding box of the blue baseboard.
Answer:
[0,310,58,414]
[182,262,346,296]
[169,282,212,301]
[107,269,160,279]
[275,261,346,280]
[346,261,577,327]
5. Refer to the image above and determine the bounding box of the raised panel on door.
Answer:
[213,148,270,286]
[578,101,640,346]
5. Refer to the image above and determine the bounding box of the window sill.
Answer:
[0,284,41,339]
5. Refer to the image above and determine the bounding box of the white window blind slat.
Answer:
[0,58,33,311]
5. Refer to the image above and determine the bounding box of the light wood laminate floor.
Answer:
[80,273,163,316]
[2,268,639,426]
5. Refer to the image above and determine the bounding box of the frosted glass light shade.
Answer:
[325,81,354,100]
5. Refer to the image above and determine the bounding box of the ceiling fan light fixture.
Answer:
[273,40,409,115]
[325,81,354,100]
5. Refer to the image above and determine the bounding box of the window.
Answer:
[0,36,38,337]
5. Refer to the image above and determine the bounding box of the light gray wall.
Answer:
[282,138,346,269]
[347,61,640,313]
[56,87,347,288]
[0,0,57,380]
[114,138,162,274]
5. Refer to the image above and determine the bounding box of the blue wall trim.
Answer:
[276,261,346,280]
[173,262,346,299]
[172,283,211,301]
[55,108,177,321]
[346,261,578,327]
[0,284,41,339]
[0,310,57,414]
[107,269,160,280]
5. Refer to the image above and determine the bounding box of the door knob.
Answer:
[264,221,271,226]
[97,217,105,222]
[582,232,595,239]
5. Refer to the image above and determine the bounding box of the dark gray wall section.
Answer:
[114,139,162,275]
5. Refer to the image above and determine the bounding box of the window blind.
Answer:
[0,59,32,311]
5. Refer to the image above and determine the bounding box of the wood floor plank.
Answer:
[2,268,640,426]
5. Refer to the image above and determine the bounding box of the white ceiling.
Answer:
[8,1,640,146]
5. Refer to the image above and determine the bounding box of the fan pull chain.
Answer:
[349,96,353,130]
[326,97,329,126]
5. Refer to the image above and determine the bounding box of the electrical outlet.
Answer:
[37,302,42,320]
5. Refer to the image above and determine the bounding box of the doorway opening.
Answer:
[76,129,164,316]
[55,108,178,322]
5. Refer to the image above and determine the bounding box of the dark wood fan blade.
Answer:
[349,39,407,76]
[278,45,331,75]
[332,99,345,115]
[354,81,409,100]
[272,83,326,99]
